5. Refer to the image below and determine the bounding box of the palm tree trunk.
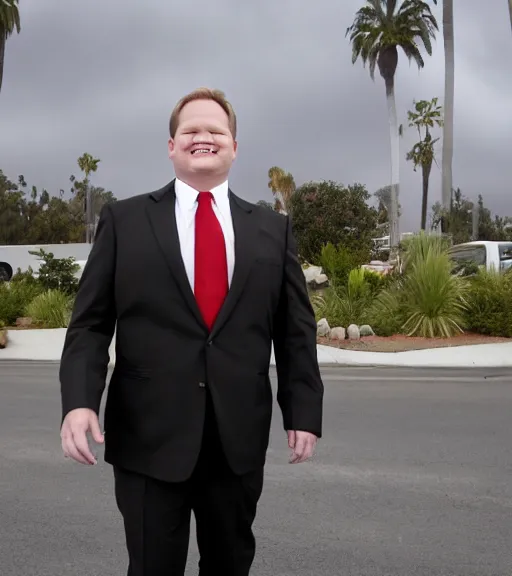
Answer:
[421,163,432,230]
[0,35,5,94]
[384,76,400,250]
[441,0,455,231]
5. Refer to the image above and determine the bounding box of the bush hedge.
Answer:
[312,234,512,339]
[0,250,79,329]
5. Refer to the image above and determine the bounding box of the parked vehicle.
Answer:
[0,243,91,281]
[448,241,512,273]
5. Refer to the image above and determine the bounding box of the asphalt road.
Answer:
[1,362,512,576]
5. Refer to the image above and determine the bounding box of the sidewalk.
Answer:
[2,328,512,367]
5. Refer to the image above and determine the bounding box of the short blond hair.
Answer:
[169,87,237,139]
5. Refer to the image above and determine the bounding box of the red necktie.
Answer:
[194,191,229,331]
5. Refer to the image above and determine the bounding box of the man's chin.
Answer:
[188,162,221,173]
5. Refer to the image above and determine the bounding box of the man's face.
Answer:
[168,99,237,182]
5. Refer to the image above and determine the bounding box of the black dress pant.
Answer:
[113,390,265,576]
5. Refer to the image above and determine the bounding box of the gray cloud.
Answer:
[1,0,511,231]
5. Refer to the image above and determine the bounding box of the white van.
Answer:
[448,241,512,273]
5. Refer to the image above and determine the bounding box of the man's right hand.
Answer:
[60,408,104,465]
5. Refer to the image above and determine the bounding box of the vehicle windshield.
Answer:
[499,243,512,271]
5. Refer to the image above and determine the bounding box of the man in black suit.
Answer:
[59,87,324,576]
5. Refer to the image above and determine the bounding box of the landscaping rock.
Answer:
[303,265,323,283]
[330,327,346,340]
[317,318,331,337]
[0,329,8,349]
[303,265,329,290]
[312,274,329,289]
[359,324,375,337]
[16,317,33,327]
[347,324,360,340]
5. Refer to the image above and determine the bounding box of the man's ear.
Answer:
[168,138,175,159]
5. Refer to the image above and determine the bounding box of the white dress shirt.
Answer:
[174,178,235,291]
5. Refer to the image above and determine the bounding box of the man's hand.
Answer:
[287,430,317,464]
[60,408,104,465]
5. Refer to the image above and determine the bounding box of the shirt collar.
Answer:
[175,178,229,211]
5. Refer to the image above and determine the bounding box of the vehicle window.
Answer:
[449,246,486,266]
[499,243,512,271]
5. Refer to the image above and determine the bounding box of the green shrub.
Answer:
[369,280,405,336]
[10,266,40,286]
[289,180,377,263]
[319,242,372,287]
[362,267,394,295]
[400,249,469,337]
[28,249,80,295]
[371,246,469,338]
[464,270,512,337]
[311,267,376,328]
[0,281,44,326]
[400,231,451,271]
[25,289,73,328]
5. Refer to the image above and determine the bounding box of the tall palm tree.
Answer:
[0,0,21,94]
[346,0,438,249]
[77,153,101,243]
[267,166,296,214]
[405,97,444,230]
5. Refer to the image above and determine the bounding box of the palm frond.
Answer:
[347,0,438,78]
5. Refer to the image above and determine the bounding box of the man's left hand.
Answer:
[287,430,317,464]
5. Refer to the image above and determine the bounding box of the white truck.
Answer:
[0,243,92,281]
[448,240,512,273]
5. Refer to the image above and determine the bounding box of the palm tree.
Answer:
[346,0,438,250]
[0,0,21,94]
[77,153,101,243]
[405,97,444,230]
[267,166,296,214]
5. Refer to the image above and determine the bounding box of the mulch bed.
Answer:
[317,333,511,353]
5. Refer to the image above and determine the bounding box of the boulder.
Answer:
[330,327,346,341]
[303,265,323,283]
[316,318,331,337]
[347,324,360,340]
[312,274,329,289]
[359,324,375,337]
[303,265,329,290]
[0,329,8,349]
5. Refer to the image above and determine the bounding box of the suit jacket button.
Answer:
[199,382,206,388]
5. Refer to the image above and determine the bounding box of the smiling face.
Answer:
[168,98,237,190]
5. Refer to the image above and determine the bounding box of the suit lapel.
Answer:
[145,180,208,331]
[210,191,259,337]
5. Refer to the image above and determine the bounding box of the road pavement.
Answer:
[1,362,511,575]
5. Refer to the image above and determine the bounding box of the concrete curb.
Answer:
[1,329,512,369]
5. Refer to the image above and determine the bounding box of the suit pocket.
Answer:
[114,365,152,380]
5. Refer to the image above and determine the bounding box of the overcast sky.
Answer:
[1,0,511,231]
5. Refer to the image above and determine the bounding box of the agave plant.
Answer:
[371,236,469,337]
[400,230,451,270]
[400,248,469,337]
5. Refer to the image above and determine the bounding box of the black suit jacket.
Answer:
[60,180,324,482]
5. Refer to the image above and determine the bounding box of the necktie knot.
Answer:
[197,191,213,204]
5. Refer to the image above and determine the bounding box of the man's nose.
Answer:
[193,131,214,142]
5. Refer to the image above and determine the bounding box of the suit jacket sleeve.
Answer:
[273,215,324,438]
[59,203,117,424]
